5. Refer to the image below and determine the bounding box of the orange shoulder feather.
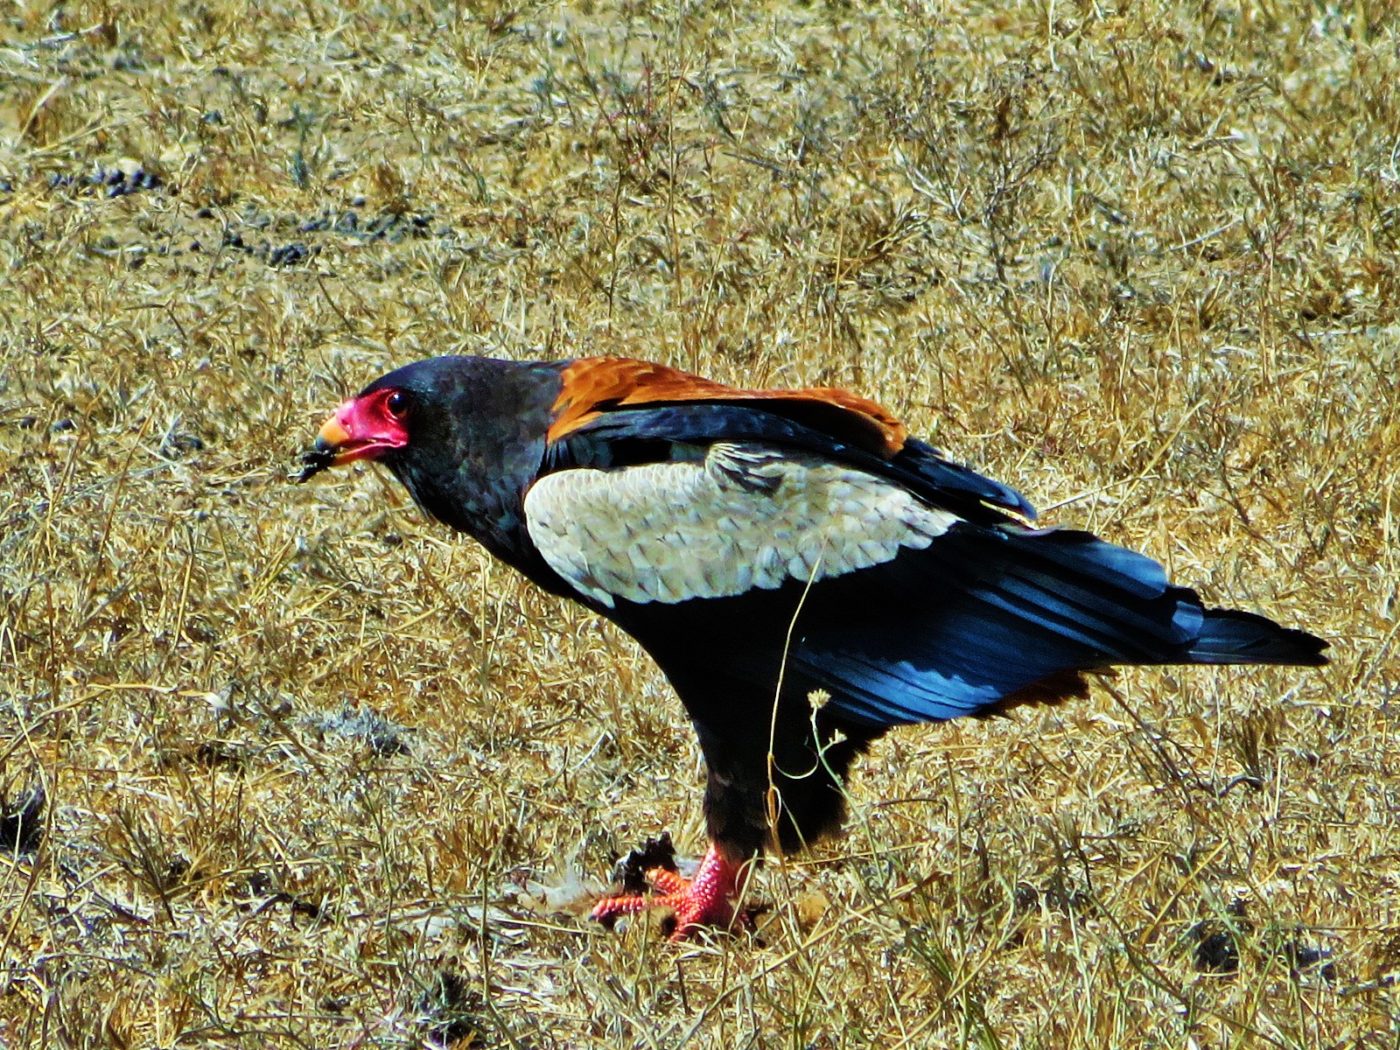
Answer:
[548,357,908,455]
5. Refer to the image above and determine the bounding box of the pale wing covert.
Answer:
[523,444,958,607]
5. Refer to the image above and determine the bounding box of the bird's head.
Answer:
[295,355,560,546]
[295,358,485,483]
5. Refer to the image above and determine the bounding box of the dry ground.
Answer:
[1,0,1397,1046]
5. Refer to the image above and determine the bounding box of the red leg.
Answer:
[591,843,748,941]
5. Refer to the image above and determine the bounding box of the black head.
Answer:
[299,355,563,552]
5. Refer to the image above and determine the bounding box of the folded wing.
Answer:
[525,444,958,608]
[528,359,1326,732]
[545,356,1034,523]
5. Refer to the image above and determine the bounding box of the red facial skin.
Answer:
[316,388,411,464]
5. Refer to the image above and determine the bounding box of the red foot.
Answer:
[591,845,747,941]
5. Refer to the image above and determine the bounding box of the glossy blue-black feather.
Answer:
[547,403,1035,524]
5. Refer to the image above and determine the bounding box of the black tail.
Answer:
[1188,607,1329,666]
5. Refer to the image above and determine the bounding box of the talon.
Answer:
[590,844,749,941]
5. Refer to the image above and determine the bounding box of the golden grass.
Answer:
[1,1,1396,1046]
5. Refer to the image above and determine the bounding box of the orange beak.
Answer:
[293,402,361,482]
[313,409,356,465]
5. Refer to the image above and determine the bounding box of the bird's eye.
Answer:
[385,391,408,419]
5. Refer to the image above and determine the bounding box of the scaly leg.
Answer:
[591,843,749,941]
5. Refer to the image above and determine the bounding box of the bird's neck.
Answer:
[391,449,534,559]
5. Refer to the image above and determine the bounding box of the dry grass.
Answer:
[1,1,1396,1046]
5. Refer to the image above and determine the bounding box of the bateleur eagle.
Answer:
[301,355,1327,939]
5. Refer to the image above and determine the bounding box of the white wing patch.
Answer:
[523,444,958,607]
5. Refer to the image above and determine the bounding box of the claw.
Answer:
[591,844,748,941]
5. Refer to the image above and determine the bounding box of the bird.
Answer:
[299,354,1328,940]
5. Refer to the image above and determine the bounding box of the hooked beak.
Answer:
[293,400,393,483]
[313,411,355,462]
